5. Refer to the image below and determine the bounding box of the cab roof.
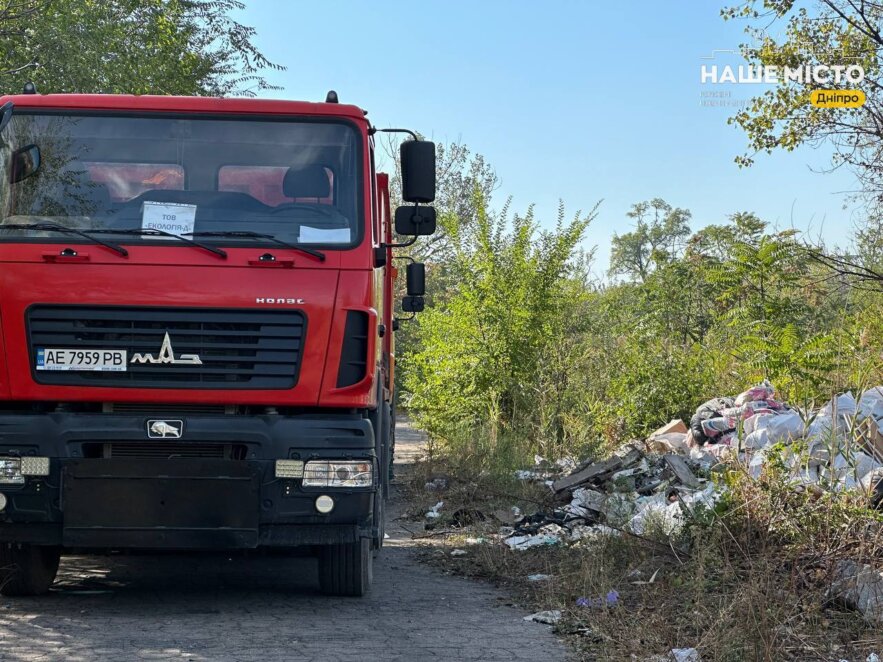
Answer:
[0,93,368,121]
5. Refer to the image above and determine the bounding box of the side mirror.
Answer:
[395,205,436,236]
[10,144,40,183]
[402,296,425,313]
[400,140,435,203]
[406,262,425,296]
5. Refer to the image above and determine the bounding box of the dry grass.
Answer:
[404,455,883,661]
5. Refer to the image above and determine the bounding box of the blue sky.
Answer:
[239,1,860,273]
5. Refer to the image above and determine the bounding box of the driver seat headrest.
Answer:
[282,165,331,199]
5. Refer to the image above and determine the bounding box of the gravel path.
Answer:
[0,420,568,661]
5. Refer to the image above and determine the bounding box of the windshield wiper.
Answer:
[1,222,128,257]
[91,228,227,259]
[185,230,326,262]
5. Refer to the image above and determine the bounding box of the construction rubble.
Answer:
[500,382,883,622]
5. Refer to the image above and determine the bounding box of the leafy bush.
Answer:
[402,195,883,465]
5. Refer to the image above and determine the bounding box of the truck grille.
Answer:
[100,443,243,459]
[28,305,305,389]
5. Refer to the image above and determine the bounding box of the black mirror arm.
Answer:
[371,127,420,140]
[382,234,418,249]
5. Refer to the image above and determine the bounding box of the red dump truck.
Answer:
[0,88,436,596]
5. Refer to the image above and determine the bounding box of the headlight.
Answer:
[0,458,24,485]
[302,460,373,488]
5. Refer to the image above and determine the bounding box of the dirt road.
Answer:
[0,421,567,661]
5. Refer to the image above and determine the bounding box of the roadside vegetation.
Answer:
[393,185,883,659]
[392,2,883,658]
[402,193,883,472]
[404,457,882,661]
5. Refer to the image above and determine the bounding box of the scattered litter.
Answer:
[663,454,700,488]
[383,533,390,539]
[424,477,448,491]
[632,568,660,585]
[866,654,880,662]
[651,419,689,436]
[504,533,559,550]
[425,501,444,519]
[523,609,561,624]
[450,549,467,557]
[527,574,551,582]
[576,589,619,608]
[493,382,883,628]
[503,381,883,553]
[670,648,701,662]
[831,560,883,624]
[464,537,487,545]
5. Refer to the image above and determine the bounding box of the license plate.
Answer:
[36,348,127,372]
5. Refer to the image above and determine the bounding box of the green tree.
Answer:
[609,198,691,282]
[707,213,843,398]
[403,196,596,461]
[0,0,281,95]
[723,1,883,207]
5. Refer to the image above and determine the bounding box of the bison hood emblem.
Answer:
[147,420,183,439]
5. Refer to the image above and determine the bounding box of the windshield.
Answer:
[0,112,363,247]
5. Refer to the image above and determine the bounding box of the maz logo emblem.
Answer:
[147,420,183,439]
[131,333,202,365]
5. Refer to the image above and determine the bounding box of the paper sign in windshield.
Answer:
[299,226,351,244]
[141,201,197,236]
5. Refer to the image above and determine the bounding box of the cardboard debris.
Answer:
[647,432,689,454]
[857,417,883,462]
[651,419,688,437]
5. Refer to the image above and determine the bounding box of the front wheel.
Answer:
[318,538,373,597]
[0,544,61,596]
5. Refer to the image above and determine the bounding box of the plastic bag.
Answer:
[735,380,776,405]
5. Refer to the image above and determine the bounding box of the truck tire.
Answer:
[318,538,373,597]
[0,544,61,596]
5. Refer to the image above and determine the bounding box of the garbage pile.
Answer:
[504,439,718,550]
[503,382,883,551]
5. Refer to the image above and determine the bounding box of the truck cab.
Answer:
[0,91,436,596]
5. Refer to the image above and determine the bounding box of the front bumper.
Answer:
[0,411,377,549]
